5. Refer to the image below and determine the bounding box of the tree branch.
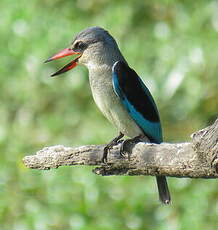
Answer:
[23,119,218,178]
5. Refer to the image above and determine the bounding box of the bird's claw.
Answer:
[101,132,124,163]
[119,135,144,160]
[102,134,143,163]
[102,146,110,163]
[120,139,131,160]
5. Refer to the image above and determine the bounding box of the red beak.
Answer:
[44,48,81,77]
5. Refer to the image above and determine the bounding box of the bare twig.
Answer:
[23,119,218,178]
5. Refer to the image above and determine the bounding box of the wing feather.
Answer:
[112,61,163,143]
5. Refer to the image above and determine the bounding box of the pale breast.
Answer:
[88,68,143,138]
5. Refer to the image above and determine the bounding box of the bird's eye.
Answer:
[73,41,86,51]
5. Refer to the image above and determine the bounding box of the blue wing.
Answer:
[112,61,163,143]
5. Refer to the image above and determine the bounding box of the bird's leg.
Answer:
[102,132,124,163]
[120,134,144,160]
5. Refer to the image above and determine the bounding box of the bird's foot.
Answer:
[102,132,124,163]
[120,135,144,160]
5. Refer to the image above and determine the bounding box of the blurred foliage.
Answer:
[0,0,218,229]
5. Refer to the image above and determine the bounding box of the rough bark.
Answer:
[23,119,218,178]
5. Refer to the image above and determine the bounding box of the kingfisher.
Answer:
[45,27,171,204]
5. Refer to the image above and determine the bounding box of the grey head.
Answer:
[45,27,126,77]
[72,27,115,47]
[71,26,126,68]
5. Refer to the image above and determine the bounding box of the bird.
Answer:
[45,26,171,204]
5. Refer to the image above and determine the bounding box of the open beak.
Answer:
[44,48,82,77]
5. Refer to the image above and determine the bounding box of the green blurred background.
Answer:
[0,0,218,229]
